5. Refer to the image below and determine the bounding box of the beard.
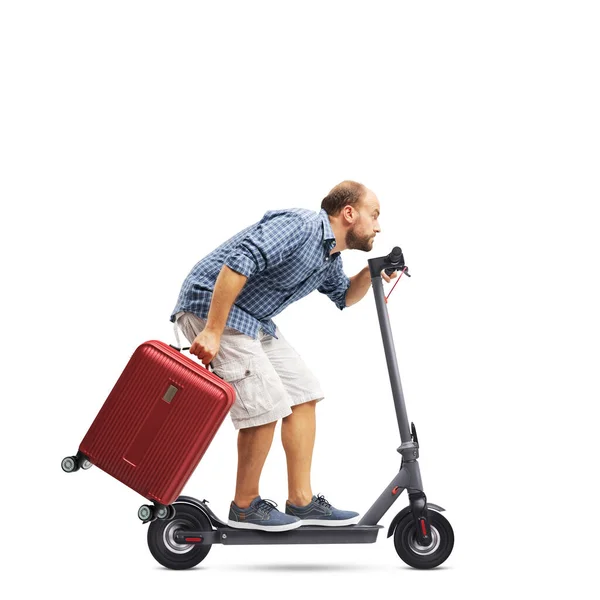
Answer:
[346,224,375,252]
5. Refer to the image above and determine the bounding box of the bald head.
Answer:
[321,180,367,216]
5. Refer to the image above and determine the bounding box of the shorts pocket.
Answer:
[213,359,274,420]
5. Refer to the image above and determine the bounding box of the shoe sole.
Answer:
[294,516,361,526]
[226,519,303,532]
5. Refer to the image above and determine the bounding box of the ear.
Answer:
[341,204,356,224]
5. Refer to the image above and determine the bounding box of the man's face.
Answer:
[345,190,381,252]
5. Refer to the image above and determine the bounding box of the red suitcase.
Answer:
[64,340,235,507]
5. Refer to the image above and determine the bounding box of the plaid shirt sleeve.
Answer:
[224,211,308,278]
[318,255,351,310]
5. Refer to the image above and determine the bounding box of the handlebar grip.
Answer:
[387,246,404,265]
[384,247,405,274]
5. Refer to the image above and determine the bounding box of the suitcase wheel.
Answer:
[155,505,170,520]
[138,505,155,523]
[61,452,93,473]
[138,504,175,523]
[61,456,79,473]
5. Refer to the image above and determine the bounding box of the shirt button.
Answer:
[245,369,251,376]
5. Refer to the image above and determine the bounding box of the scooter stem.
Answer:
[369,260,412,444]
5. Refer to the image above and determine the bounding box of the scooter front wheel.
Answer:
[393,509,454,569]
[147,502,212,570]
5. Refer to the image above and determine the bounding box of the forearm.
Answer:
[345,266,372,307]
[205,265,248,334]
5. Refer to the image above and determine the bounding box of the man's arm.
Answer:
[205,265,248,335]
[190,212,308,364]
[345,265,397,307]
[345,266,371,307]
[189,265,247,364]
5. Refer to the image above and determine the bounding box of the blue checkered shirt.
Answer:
[170,208,351,339]
[171,208,350,338]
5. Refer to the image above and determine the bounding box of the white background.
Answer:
[1,1,599,598]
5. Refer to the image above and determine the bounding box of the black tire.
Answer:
[393,510,454,569]
[147,502,212,570]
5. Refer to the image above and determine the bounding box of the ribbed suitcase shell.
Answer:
[79,340,235,505]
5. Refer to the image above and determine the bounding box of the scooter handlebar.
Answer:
[387,246,404,265]
[368,247,410,278]
[385,247,405,275]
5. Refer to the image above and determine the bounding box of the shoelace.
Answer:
[256,498,278,513]
[314,494,332,509]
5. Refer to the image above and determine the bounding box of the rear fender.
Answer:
[175,495,226,529]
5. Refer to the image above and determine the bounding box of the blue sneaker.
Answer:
[227,496,302,532]
[285,494,360,526]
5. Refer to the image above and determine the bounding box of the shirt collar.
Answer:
[319,209,338,252]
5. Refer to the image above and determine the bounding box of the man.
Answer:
[170,180,396,532]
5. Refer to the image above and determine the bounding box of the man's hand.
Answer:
[381,269,399,284]
[347,266,400,306]
[189,329,221,366]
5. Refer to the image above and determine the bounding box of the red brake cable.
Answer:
[385,267,409,303]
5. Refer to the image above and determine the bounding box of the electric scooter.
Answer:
[139,246,455,570]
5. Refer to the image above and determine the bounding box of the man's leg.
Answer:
[281,399,318,506]
[234,420,277,508]
[176,312,290,508]
[281,398,360,526]
[177,313,302,530]
[260,327,359,525]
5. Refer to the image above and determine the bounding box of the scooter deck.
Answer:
[174,524,382,546]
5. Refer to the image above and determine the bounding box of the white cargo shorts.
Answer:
[174,312,324,430]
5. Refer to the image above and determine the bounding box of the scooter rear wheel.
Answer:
[147,502,212,570]
[393,509,454,569]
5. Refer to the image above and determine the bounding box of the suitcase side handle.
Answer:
[169,344,191,352]
[169,344,213,371]
[173,319,213,370]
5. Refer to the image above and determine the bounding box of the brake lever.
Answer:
[385,266,411,277]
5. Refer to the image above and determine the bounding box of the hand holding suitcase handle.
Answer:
[189,329,220,368]
[173,320,214,370]
[170,343,214,371]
